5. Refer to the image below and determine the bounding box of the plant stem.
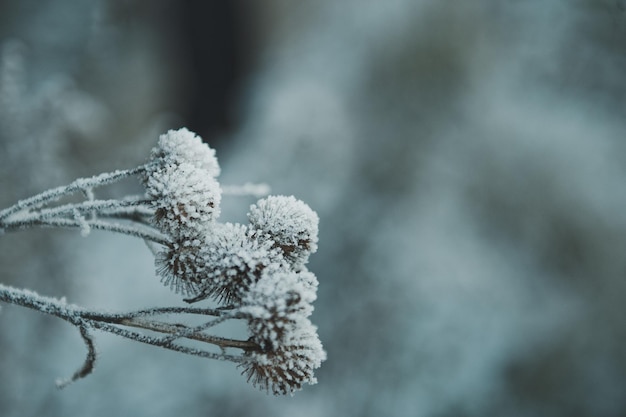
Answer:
[0,284,259,357]
[115,317,253,350]
[0,217,170,245]
[0,165,149,221]
[16,198,152,222]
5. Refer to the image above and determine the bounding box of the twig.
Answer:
[0,284,259,363]
[15,198,152,223]
[0,166,149,220]
[56,325,97,389]
[221,182,271,197]
[0,217,170,245]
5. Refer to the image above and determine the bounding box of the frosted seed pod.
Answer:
[156,238,204,296]
[240,318,326,396]
[146,162,221,238]
[150,127,220,177]
[187,223,286,304]
[241,271,318,350]
[248,196,319,270]
[245,270,317,315]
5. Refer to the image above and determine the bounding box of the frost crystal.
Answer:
[149,127,220,177]
[248,196,319,270]
[146,162,221,238]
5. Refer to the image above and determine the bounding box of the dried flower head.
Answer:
[156,237,204,296]
[157,223,287,304]
[196,223,287,304]
[241,271,317,350]
[248,196,319,270]
[241,318,326,396]
[146,162,221,238]
[149,127,220,177]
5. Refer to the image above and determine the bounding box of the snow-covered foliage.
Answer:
[0,128,324,395]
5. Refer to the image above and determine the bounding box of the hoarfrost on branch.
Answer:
[0,128,325,396]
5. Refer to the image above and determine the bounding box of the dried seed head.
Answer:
[241,319,326,396]
[149,128,220,177]
[156,238,204,296]
[155,223,286,303]
[192,223,286,304]
[248,196,319,270]
[146,162,221,238]
[241,271,318,350]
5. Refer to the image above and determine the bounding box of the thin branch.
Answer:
[222,183,271,197]
[16,198,153,223]
[83,305,228,320]
[56,325,97,389]
[0,284,258,358]
[158,315,234,344]
[86,320,244,362]
[1,217,171,245]
[143,239,161,257]
[0,166,150,220]
[115,316,256,350]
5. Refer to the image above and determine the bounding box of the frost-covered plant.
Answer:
[248,195,319,270]
[0,128,325,395]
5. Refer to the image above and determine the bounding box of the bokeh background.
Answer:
[2,1,626,416]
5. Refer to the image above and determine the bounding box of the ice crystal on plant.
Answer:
[248,195,319,270]
[293,268,319,292]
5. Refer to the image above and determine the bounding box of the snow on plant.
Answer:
[0,128,325,395]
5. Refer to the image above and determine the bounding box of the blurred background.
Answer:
[1,1,626,416]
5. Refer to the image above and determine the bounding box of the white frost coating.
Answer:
[72,208,91,237]
[146,162,221,238]
[294,268,319,292]
[248,195,319,269]
[150,127,220,178]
